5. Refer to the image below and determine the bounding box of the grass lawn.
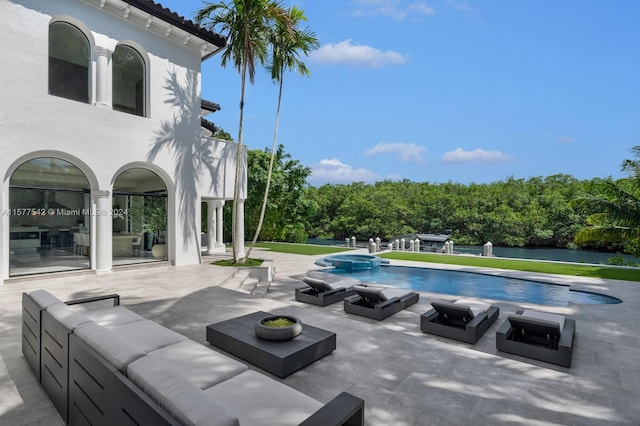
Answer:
[379,251,640,282]
[255,242,353,256]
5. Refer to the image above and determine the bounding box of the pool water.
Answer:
[327,265,622,306]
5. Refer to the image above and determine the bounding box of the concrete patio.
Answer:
[1,249,639,425]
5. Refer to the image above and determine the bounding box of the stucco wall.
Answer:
[0,0,243,281]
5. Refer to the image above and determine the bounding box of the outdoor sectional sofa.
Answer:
[343,285,419,320]
[295,276,359,306]
[420,299,500,344]
[495,309,575,368]
[22,289,364,426]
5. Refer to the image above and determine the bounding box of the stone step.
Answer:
[220,270,251,291]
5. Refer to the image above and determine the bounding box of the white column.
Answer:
[216,201,225,249]
[94,46,111,108]
[94,190,112,273]
[206,200,225,254]
[236,199,245,258]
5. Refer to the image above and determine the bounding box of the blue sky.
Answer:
[159,0,640,186]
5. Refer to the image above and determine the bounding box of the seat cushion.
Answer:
[127,356,239,426]
[85,306,146,328]
[108,320,187,353]
[204,370,323,426]
[521,310,566,331]
[28,289,62,309]
[74,322,147,372]
[147,340,247,389]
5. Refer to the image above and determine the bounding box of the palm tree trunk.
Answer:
[232,57,249,263]
[245,72,284,259]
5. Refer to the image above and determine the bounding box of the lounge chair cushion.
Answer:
[303,277,357,291]
[106,320,188,353]
[454,299,489,318]
[85,306,146,327]
[29,289,62,309]
[204,370,323,426]
[146,340,247,389]
[127,356,239,426]
[354,285,413,303]
[521,310,566,332]
[74,322,147,372]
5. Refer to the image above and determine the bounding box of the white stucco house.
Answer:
[0,0,247,284]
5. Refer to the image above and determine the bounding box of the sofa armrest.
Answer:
[559,319,576,350]
[65,293,120,307]
[299,392,364,426]
[467,311,488,328]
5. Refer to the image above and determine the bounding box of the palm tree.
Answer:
[245,6,318,259]
[572,146,640,255]
[196,0,291,262]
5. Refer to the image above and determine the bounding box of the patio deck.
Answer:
[1,249,639,425]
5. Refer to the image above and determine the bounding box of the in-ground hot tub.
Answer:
[315,254,390,271]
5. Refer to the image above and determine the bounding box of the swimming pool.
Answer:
[327,265,622,306]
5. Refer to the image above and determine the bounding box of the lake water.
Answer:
[307,238,640,265]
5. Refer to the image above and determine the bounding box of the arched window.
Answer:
[49,22,90,103]
[112,45,145,116]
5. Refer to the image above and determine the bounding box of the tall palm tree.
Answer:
[572,146,640,254]
[196,0,291,262]
[245,6,318,259]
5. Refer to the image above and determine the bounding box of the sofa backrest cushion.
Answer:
[303,277,333,292]
[74,322,147,372]
[128,356,239,426]
[27,289,62,310]
[46,302,92,331]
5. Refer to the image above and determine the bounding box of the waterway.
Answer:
[307,238,640,265]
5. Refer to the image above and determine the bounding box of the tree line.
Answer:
[226,145,638,256]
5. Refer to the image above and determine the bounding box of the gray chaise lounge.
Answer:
[344,285,419,320]
[295,276,359,306]
[420,299,499,344]
[496,309,575,368]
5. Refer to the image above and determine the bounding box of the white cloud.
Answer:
[365,142,426,163]
[350,0,435,20]
[442,148,513,163]
[310,158,380,184]
[443,0,475,13]
[309,40,408,68]
[556,136,576,143]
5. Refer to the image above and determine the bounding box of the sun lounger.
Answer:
[496,309,575,367]
[344,285,419,320]
[420,299,499,344]
[295,276,359,306]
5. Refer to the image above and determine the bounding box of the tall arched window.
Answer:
[112,45,145,116]
[49,22,90,103]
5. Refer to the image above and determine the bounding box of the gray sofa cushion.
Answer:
[28,289,62,309]
[74,322,147,372]
[108,320,187,353]
[46,302,92,330]
[128,356,239,426]
[85,306,146,327]
[303,277,358,291]
[204,370,323,426]
[147,340,247,389]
